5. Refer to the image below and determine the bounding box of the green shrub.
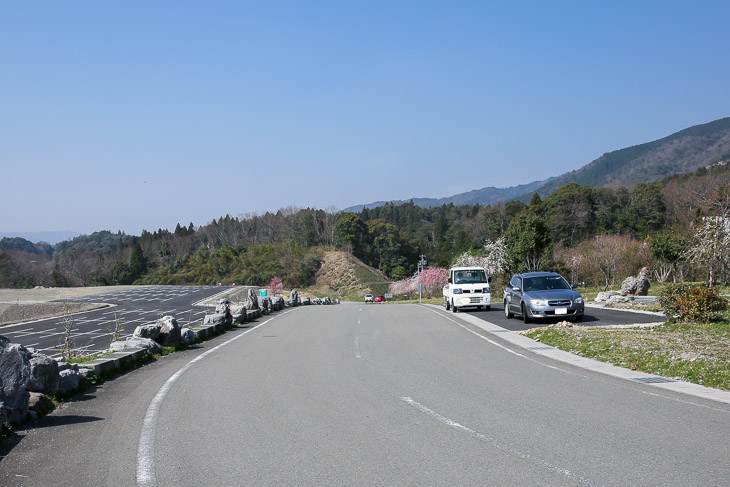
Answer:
[659,284,728,322]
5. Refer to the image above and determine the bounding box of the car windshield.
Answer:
[523,275,571,292]
[454,269,488,284]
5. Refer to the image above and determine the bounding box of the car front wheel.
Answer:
[504,300,512,318]
[521,304,530,324]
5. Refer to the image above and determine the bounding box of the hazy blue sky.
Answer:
[2,1,729,236]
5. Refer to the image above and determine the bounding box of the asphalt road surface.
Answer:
[2,302,728,486]
[465,301,665,331]
[0,286,229,359]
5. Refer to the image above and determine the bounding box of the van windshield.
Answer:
[453,270,488,284]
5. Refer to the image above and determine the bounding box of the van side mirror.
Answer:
[447,278,452,284]
[488,276,492,283]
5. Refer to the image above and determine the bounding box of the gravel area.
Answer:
[0,286,136,327]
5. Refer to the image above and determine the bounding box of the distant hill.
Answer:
[529,117,730,198]
[343,178,554,212]
[0,231,81,245]
[346,117,730,211]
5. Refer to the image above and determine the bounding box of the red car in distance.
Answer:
[374,295,385,303]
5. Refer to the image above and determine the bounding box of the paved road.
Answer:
[0,286,230,358]
[1,302,728,486]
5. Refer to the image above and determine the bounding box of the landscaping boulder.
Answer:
[0,335,31,425]
[230,304,246,323]
[133,323,161,341]
[245,288,259,311]
[594,292,615,303]
[271,296,284,311]
[157,315,181,347]
[261,297,272,313]
[28,392,55,414]
[204,314,226,326]
[26,349,60,395]
[621,267,651,296]
[180,328,196,344]
[290,290,299,306]
[58,369,81,395]
[109,337,162,355]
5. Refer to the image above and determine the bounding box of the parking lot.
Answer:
[1,285,230,359]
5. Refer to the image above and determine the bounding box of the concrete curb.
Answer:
[424,303,730,406]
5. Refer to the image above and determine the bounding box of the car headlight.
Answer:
[574,297,583,304]
[529,298,548,306]
[453,288,462,294]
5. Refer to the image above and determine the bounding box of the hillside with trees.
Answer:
[1,127,729,294]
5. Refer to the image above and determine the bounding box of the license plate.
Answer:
[555,308,568,315]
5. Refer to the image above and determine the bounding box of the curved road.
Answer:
[1,303,727,486]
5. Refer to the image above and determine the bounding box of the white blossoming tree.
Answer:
[685,216,730,287]
[453,238,508,276]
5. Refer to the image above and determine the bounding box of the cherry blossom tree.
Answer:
[416,267,448,297]
[269,276,283,296]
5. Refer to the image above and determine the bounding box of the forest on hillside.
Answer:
[1,163,728,291]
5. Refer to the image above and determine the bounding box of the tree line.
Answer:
[0,162,728,290]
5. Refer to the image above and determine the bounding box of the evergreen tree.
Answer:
[130,243,148,280]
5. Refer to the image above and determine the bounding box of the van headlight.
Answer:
[453,288,462,294]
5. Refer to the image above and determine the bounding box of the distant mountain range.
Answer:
[0,231,82,245]
[345,117,730,211]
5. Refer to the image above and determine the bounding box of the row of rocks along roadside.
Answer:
[0,288,339,432]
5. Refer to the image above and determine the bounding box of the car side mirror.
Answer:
[512,286,520,292]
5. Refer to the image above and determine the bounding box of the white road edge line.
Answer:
[136,311,291,486]
[401,397,593,485]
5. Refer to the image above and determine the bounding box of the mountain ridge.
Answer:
[346,117,730,211]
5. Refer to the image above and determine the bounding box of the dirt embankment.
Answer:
[313,251,390,296]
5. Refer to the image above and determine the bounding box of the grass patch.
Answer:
[523,315,730,390]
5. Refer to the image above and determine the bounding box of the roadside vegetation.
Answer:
[524,283,730,390]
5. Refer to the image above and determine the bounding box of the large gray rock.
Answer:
[290,290,299,306]
[157,315,181,347]
[0,335,31,425]
[133,323,161,341]
[620,267,651,296]
[58,369,81,395]
[203,314,226,326]
[271,296,284,311]
[594,291,615,303]
[27,349,60,395]
[109,337,162,355]
[28,392,55,414]
[245,288,260,311]
[180,328,196,344]
[230,304,247,323]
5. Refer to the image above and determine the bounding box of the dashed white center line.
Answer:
[401,397,593,485]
